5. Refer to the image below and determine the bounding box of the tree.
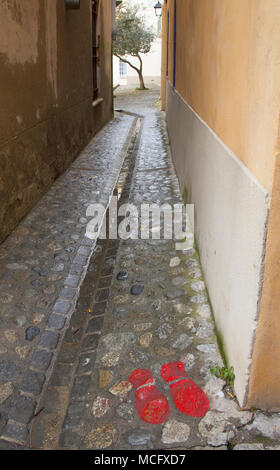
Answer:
[114,2,155,90]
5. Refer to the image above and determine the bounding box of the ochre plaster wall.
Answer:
[164,0,280,193]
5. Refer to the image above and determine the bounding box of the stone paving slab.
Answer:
[0,112,137,446]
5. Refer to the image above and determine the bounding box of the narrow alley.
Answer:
[1,0,280,458]
[0,87,279,451]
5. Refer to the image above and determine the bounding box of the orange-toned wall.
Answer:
[247,136,280,410]
[164,0,280,193]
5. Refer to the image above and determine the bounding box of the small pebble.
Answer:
[15,315,27,327]
[131,285,144,296]
[31,280,43,288]
[169,257,181,267]
[128,430,151,446]
[32,266,47,277]
[117,271,128,281]
[25,326,40,342]
[92,396,110,418]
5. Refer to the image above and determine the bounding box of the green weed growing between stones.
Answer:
[210,364,235,385]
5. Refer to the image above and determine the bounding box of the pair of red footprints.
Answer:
[129,361,209,424]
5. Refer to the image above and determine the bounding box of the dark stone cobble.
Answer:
[21,370,46,396]
[25,326,40,342]
[47,314,66,331]
[30,350,53,372]
[38,331,60,350]
[9,395,36,425]
[117,271,129,281]
[130,284,144,296]
[1,422,29,444]
[0,360,21,380]
[52,300,71,315]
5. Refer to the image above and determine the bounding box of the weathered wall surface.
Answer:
[0,0,113,243]
[162,0,280,408]
[168,0,280,193]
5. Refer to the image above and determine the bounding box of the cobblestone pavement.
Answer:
[0,111,137,448]
[1,87,280,450]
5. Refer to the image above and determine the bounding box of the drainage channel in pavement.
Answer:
[0,112,140,449]
[28,103,250,451]
[28,114,143,449]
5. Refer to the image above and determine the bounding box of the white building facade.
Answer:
[113,0,161,88]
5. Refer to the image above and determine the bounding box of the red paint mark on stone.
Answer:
[129,369,169,424]
[161,361,209,418]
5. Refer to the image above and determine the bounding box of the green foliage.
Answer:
[114,3,155,59]
[210,365,235,385]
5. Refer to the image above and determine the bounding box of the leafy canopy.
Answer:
[114,3,155,58]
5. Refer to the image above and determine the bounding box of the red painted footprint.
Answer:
[161,361,209,418]
[129,369,170,424]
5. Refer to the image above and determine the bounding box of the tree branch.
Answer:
[114,54,140,74]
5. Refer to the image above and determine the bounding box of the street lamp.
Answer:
[154,1,162,18]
